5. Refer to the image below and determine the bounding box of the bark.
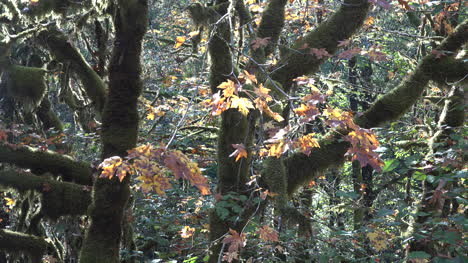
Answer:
[285,20,468,195]
[0,169,91,219]
[0,229,48,263]
[36,96,64,131]
[79,1,148,262]
[0,144,92,185]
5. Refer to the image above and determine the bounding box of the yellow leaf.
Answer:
[230,96,254,116]
[180,226,196,238]
[364,16,375,27]
[4,197,15,208]
[147,112,155,120]
[218,80,237,98]
[174,36,186,48]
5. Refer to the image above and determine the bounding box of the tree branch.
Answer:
[0,229,48,262]
[0,144,92,185]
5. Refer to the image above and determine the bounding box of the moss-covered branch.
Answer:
[0,169,91,219]
[284,20,468,195]
[38,27,106,114]
[36,96,64,131]
[355,20,468,128]
[255,0,288,59]
[271,0,370,90]
[0,144,92,185]
[0,229,48,263]
[22,0,94,17]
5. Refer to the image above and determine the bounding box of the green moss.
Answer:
[36,96,64,131]
[6,65,47,109]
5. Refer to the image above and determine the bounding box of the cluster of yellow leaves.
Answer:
[99,144,210,196]
[205,71,283,122]
[295,133,320,156]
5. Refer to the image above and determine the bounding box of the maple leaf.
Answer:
[147,112,156,120]
[364,16,375,27]
[267,140,288,158]
[241,70,257,84]
[229,143,248,162]
[4,197,15,208]
[337,47,362,59]
[310,48,330,59]
[251,37,271,50]
[254,84,272,102]
[230,96,254,116]
[223,229,246,253]
[99,156,123,179]
[174,36,186,48]
[217,79,238,98]
[180,225,196,238]
[257,225,279,242]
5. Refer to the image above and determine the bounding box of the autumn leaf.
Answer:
[230,96,254,116]
[0,130,8,142]
[99,156,123,179]
[364,16,375,27]
[242,70,257,84]
[251,37,271,50]
[217,79,238,98]
[223,229,246,253]
[229,143,248,162]
[256,225,279,242]
[174,36,186,48]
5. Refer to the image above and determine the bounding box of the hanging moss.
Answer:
[0,229,48,263]
[5,65,47,110]
[0,170,91,219]
[0,144,93,185]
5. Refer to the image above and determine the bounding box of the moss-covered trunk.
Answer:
[79,1,148,262]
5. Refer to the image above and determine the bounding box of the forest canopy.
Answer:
[0,0,466,262]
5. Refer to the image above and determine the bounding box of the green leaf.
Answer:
[382,159,399,172]
[408,251,431,259]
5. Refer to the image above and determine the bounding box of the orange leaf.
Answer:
[174,36,186,48]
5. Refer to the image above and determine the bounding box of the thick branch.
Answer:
[38,27,106,114]
[285,20,468,195]
[0,170,91,219]
[271,0,370,90]
[0,229,48,262]
[0,144,92,185]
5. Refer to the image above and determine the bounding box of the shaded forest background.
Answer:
[0,0,466,262]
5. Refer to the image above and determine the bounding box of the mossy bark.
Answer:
[79,1,148,262]
[38,27,107,114]
[0,144,92,185]
[0,229,48,263]
[0,169,91,219]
